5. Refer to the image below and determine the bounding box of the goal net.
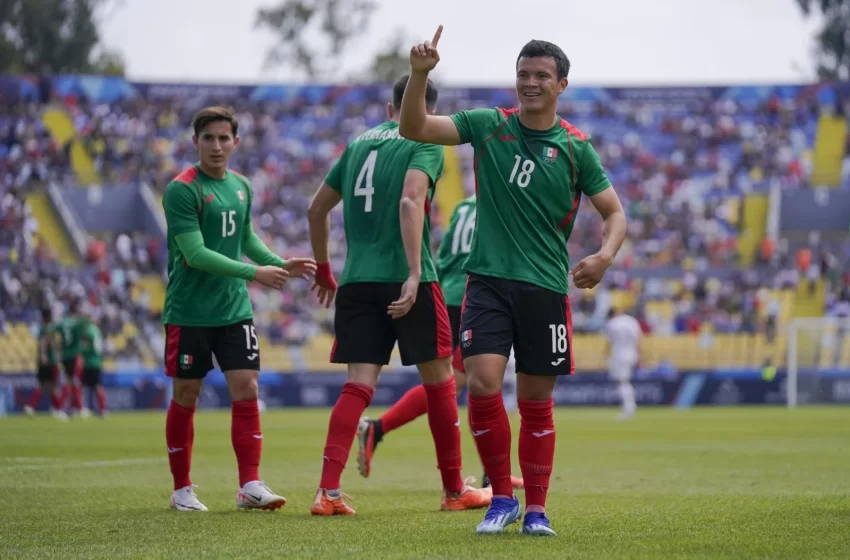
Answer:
[786,317,850,408]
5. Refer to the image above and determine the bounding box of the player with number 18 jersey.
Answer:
[400,32,627,536]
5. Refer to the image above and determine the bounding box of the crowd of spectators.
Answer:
[0,81,848,367]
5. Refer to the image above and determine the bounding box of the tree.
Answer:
[796,0,850,80]
[0,0,125,75]
[256,0,413,83]
[362,29,410,84]
[256,0,377,80]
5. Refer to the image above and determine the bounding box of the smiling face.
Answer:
[515,56,568,115]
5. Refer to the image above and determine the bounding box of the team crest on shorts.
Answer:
[461,329,472,348]
[180,354,193,370]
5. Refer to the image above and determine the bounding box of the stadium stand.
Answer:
[1,76,849,374]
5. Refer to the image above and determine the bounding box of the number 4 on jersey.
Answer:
[355,150,378,212]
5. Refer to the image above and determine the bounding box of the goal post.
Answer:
[786,317,850,408]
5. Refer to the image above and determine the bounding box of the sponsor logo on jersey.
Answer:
[499,134,517,142]
[542,146,558,164]
[237,190,245,202]
[205,193,215,203]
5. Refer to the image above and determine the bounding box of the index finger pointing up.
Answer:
[432,24,443,47]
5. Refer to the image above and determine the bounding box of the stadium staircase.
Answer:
[25,191,80,266]
[738,193,768,267]
[792,279,826,318]
[810,113,847,187]
[435,147,466,229]
[132,275,166,315]
[41,106,100,186]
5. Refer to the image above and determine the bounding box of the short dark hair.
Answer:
[516,40,570,80]
[41,307,53,324]
[192,106,239,137]
[392,74,438,111]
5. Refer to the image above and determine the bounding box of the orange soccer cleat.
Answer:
[441,476,493,512]
[310,489,356,516]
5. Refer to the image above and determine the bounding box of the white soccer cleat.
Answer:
[236,480,286,511]
[51,409,69,422]
[170,485,208,512]
[23,405,35,417]
[79,408,92,419]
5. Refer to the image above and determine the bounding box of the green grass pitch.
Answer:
[1,407,848,559]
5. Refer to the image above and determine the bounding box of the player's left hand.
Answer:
[572,252,613,290]
[284,257,317,279]
[388,275,419,319]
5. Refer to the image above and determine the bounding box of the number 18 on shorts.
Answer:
[460,274,575,376]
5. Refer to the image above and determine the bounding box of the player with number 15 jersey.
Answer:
[161,106,316,514]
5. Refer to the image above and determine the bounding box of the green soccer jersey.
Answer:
[325,121,444,286]
[436,195,476,307]
[37,323,59,367]
[450,108,611,295]
[58,316,81,360]
[162,164,254,326]
[79,319,104,369]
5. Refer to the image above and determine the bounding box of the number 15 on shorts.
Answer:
[549,323,568,363]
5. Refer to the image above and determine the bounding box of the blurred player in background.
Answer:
[57,300,84,416]
[23,307,66,420]
[400,29,627,535]
[78,309,107,417]
[308,75,491,516]
[604,308,642,420]
[161,106,316,512]
[357,194,523,489]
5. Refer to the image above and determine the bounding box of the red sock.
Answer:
[28,388,42,408]
[319,382,374,490]
[95,387,107,413]
[60,385,70,408]
[71,385,82,410]
[424,377,464,493]
[232,399,262,487]
[518,399,555,510]
[381,384,428,433]
[468,391,513,497]
[50,392,61,410]
[165,400,195,491]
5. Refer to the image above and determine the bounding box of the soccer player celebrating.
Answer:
[356,195,523,490]
[604,308,642,420]
[161,106,316,512]
[307,75,491,516]
[78,309,107,417]
[399,28,627,536]
[23,307,66,420]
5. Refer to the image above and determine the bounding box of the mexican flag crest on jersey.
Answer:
[542,146,558,164]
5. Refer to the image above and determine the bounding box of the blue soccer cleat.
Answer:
[475,495,522,534]
[520,512,557,536]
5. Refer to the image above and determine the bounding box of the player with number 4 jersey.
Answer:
[308,75,491,516]
[399,28,627,536]
[161,106,316,513]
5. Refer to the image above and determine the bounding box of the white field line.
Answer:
[0,457,165,471]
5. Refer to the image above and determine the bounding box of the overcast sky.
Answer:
[99,0,821,86]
